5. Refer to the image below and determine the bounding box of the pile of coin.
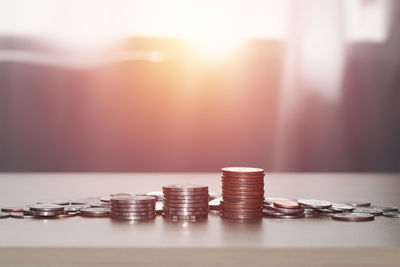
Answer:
[110,195,156,221]
[263,199,305,219]
[162,184,209,221]
[220,167,265,220]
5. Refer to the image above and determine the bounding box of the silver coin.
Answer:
[64,205,90,212]
[264,213,305,219]
[332,212,374,222]
[353,207,383,216]
[369,206,398,212]
[209,198,221,210]
[298,199,332,209]
[110,195,156,204]
[330,203,355,212]
[344,201,371,207]
[10,212,35,219]
[0,212,9,219]
[262,209,286,217]
[264,204,304,215]
[22,207,34,215]
[29,204,65,212]
[89,201,111,208]
[383,211,400,218]
[316,208,341,214]
[71,197,100,205]
[30,210,65,217]
[37,199,70,205]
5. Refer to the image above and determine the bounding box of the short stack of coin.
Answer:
[220,167,265,220]
[110,195,156,221]
[162,184,209,221]
[263,199,305,219]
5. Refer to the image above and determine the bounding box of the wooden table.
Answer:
[0,173,399,266]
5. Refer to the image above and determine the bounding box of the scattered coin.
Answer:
[64,205,90,212]
[298,199,332,209]
[1,206,24,212]
[332,213,374,222]
[273,200,300,209]
[344,201,371,207]
[369,206,398,212]
[330,203,355,212]
[383,211,400,218]
[37,199,70,205]
[29,204,65,212]
[9,212,35,219]
[80,208,110,217]
[353,207,383,216]
[0,212,10,219]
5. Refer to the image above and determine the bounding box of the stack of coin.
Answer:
[28,204,66,217]
[162,184,209,221]
[263,199,305,219]
[220,167,265,220]
[110,195,156,221]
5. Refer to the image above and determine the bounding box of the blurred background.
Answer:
[0,0,399,172]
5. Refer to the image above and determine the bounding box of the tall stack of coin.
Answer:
[110,195,156,221]
[220,167,265,220]
[162,184,209,221]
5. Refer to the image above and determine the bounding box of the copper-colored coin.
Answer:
[222,197,264,204]
[220,212,262,220]
[111,207,154,213]
[222,193,265,200]
[111,214,156,221]
[163,209,208,216]
[273,200,300,209]
[222,190,264,197]
[51,212,80,219]
[1,206,24,212]
[110,195,156,204]
[162,184,208,192]
[222,176,264,183]
[163,193,209,199]
[111,211,156,217]
[222,185,264,192]
[163,206,209,212]
[332,213,374,222]
[163,202,209,209]
[80,208,110,217]
[163,198,209,204]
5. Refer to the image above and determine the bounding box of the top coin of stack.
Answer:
[110,195,156,221]
[220,167,265,220]
[162,184,209,221]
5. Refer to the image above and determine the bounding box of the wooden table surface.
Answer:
[0,173,399,266]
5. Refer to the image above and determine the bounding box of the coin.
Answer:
[37,199,70,205]
[51,211,79,219]
[383,211,400,218]
[369,206,398,212]
[163,193,209,199]
[209,198,221,210]
[155,202,163,215]
[110,195,156,204]
[264,197,290,205]
[220,213,262,220]
[163,210,208,216]
[330,203,355,212]
[111,214,156,221]
[0,212,10,219]
[264,204,304,215]
[71,197,100,205]
[353,207,383,216]
[264,212,306,219]
[209,193,219,200]
[298,199,332,209]
[89,201,111,208]
[273,200,300,209]
[221,167,265,175]
[111,211,156,217]
[64,205,90,212]
[80,208,110,217]
[1,206,24,212]
[29,210,65,217]
[162,184,208,192]
[344,201,371,207]
[10,212,34,219]
[29,204,65,212]
[332,213,374,222]
[163,214,207,221]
